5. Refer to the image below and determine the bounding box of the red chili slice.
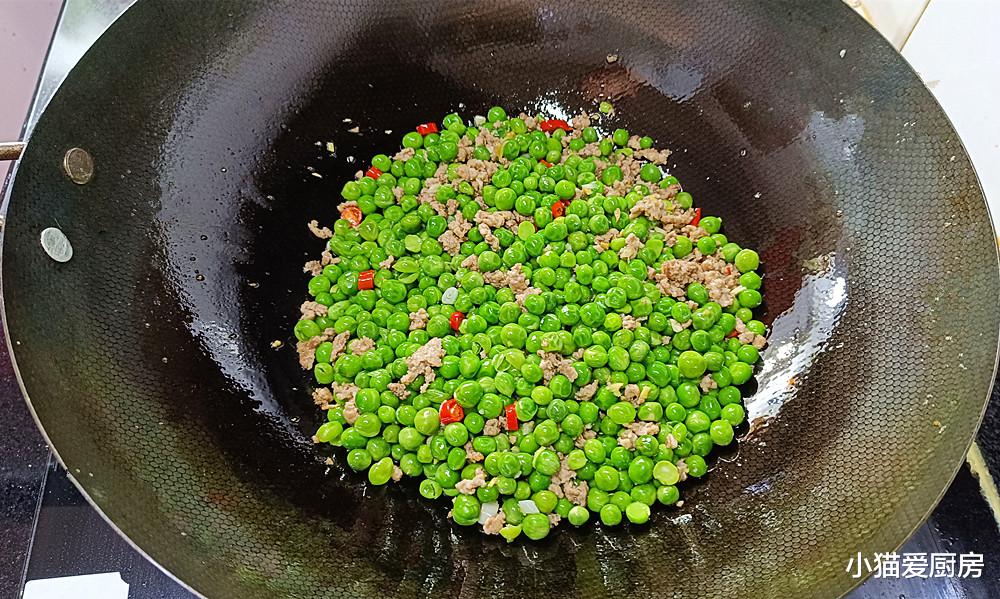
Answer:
[357,269,375,290]
[341,205,362,227]
[440,399,464,425]
[551,201,566,218]
[539,119,572,133]
[539,159,552,167]
[450,311,465,331]
[365,167,382,179]
[505,403,519,431]
[416,122,439,135]
[726,329,739,339]
[690,207,702,227]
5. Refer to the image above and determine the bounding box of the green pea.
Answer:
[443,422,469,446]
[315,421,343,444]
[739,271,762,290]
[625,501,650,524]
[413,407,440,435]
[673,236,693,258]
[746,319,767,336]
[533,490,559,513]
[346,448,372,471]
[340,428,366,450]
[435,464,459,489]
[671,302,692,323]
[487,106,507,122]
[677,382,701,408]
[396,426,423,451]
[445,446,466,470]
[677,350,707,378]
[518,468,552,493]
[367,457,394,485]
[612,128,629,146]
[585,487,608,512]
[452,494,481,525]
[710,419,735,445]
[686,282,709,305]
[737,344,759,364]
[419,479,443,499]
[657,485,680,505]
[696,215,720,234]
[665,403,687,423]
[608,346,630,371]
[690,330,711,352]
[721,403,746,426]
[686,410,711,434]
[685,455,708,478]
[730,361,753,385]
[634,161,662,184]
[690,432,714,456]
[584,438,606,463]
[628,456,654,484]
[313,362,335,384]
[653,460,679,485]
[308,275,331,296]
[294,319,322,341]
[609,446,631,470]
[568,505,590,526]
[521,513,550,540]
[353,413,382,437]
[738,289,763,308]
[699,394,722,420]
[454,380,483,408]
[554,180,576,200]
[533,419,560,446]
[607,402,636,425]
[696,236,717,256]
[600,503,623,525]
[735,249,759,272]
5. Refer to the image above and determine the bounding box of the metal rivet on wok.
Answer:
[40,227,73,262]
[63,147,94,185]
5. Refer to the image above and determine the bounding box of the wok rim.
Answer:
[0,2,208,596]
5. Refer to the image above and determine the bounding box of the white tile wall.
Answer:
[852,0,999,233]
[848,0,930,49]
[900,0,1000,233]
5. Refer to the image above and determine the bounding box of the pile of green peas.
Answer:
[294,107,765,541]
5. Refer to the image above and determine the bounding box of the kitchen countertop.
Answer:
[1,1,998,597]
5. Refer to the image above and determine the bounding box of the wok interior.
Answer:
[3,1,997,597]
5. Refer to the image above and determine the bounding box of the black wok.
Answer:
[2,1,998,597]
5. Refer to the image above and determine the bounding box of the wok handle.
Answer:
[0,142,25,161]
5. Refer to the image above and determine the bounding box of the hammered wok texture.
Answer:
[2,1,997,597]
